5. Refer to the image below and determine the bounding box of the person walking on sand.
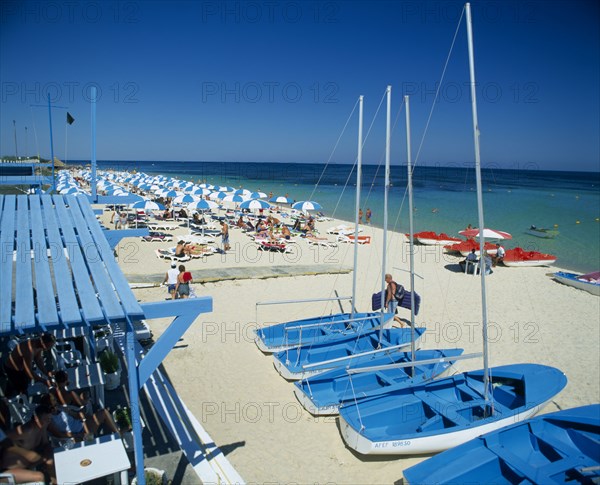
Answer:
[220,220,230,251]
[163,262,179,300]
[175,265,193,299]
[366,208,372,225]
[358,208,363,224]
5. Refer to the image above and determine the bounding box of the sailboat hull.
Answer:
[338,364,567,455]
[293,348,464,416]
[403,404,600,485]
[273,327,425,381]
[254,312,394,353]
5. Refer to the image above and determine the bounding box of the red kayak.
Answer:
[444,240,498,256]
[503,247,557,267]
[413,231,462,246]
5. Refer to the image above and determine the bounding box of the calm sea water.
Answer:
[78,160,600,272]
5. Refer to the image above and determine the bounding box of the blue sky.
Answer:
[1,0,598,171]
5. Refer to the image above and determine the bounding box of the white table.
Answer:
[54,433,130,484]
[66,363,105,407]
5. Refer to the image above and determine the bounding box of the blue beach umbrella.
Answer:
[161,189,181,198]
[234,189,251,196]
[222,194,248,203]
[188,199,218,211]
[129,200,165,211]
[215,186,234,192]
[60,187,80,194]
[269,196,293,204]
[173,194,200,205]
[293,201,322,211]
[248,192,267,199]
[240,199,271,210]
[193,187,212,196]
[209,191,228,200]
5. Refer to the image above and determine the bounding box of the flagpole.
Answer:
[91,86,97,202]
[47,94,56,193]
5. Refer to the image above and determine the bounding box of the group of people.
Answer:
[459,244,505,275]
[358,208,372,225]
[110,210,129,230]
[1,334,122,484]
[162,263,194,299]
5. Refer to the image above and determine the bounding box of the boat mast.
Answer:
[405,95,416,365]
[379,86,392,340]
[351,95,364,316]
[466,2,491,406]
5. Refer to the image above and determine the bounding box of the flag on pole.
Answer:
[66,112,75,125]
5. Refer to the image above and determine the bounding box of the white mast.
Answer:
[466,2,491,407]
[379,86,392,340]
[405,95,416,364]
[351,95,364,316]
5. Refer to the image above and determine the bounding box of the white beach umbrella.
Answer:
[188,199,218,211]
[209,191,227,200]
[173,194,200,205]
[269,195,293,204]
[459,228,513,240]
[239,199,271,210]
[193,188,212,196]
[292,201,322,211]
[222,194,248,203]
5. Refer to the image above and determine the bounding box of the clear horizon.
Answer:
[1,0,599,172]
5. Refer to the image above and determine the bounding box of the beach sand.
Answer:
[104,210,600,484]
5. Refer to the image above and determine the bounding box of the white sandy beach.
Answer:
[105,210,600,484]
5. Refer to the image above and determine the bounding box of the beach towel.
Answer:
[371,290,421,315]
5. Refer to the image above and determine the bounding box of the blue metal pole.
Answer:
[91,86,97,202]
[47,94,56,193]
[126,319,145,485]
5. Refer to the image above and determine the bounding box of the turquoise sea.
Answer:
[77,160,600,273]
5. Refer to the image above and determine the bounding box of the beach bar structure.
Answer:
[0,194,243,484]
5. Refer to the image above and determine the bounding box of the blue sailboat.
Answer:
[273,327,425,380]
[338,3,568,456]
[254,312,394,353]
[339,363,568,455]
[403,404,599,484]
[254,94,395,355]
[294,348,465,415]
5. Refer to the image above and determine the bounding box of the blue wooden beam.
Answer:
[137,297,212,387]
[87,195,143,205]
[103,229,149,250]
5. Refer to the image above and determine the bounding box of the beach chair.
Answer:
[147,223,178,231]
[141,231,173,242]
[6,394,34,425]
[0,472,44,485]
[337,234,371,244]
[306,237,338,248]
[255,240,290,253]
[154,249,191,262]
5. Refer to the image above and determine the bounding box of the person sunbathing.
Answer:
[281,225,291,240]
[174,240,191,258]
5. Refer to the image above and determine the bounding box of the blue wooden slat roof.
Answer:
[0,194,144,336]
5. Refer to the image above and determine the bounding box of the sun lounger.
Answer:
[337,234,371,244]
[255,240,291,253]
[306,237,338,248]
[155,249,191,262]
[141,231,173,242]
[147,223,178,231]
[327,224,363,235]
